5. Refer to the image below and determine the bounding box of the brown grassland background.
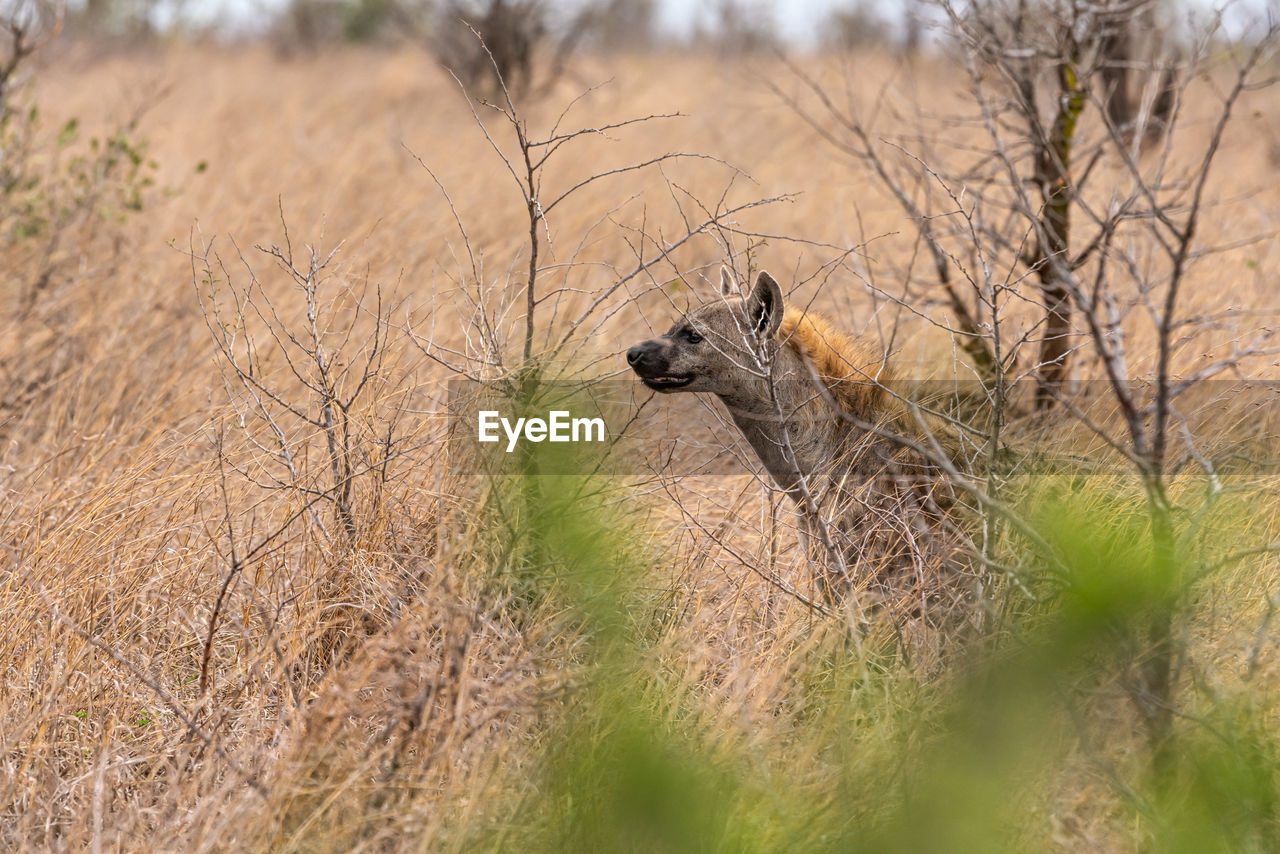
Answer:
[3,40,1280,851]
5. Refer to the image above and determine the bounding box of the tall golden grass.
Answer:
[2,44,1279,851]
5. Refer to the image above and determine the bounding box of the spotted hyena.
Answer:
[627,267,952,600]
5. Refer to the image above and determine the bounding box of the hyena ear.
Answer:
[719,265,739,297]
[746,271,784,338]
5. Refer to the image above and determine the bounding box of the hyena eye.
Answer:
[685,329,703,344]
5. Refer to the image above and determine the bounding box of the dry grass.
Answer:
[1,43,1279,851]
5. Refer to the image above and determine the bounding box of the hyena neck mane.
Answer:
[776,307,891,419]
[722,305,898,497]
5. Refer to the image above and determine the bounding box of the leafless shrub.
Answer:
[409,48,776,376]
[273,0,351,49]
[431,0,585,100]
[0,0,60,105]
[823,1,894,53]
[694,0,779,56]
[574,0,656,51]
[193,216,418,694]
[195,219,402,547]
[65,0,154,40]
[780,0,1280,757]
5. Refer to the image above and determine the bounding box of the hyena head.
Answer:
[626,267,784,397]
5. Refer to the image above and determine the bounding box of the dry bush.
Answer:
[694,0,780,55]
[778,0,1280,761]
[2,2,159,450]
[822,0,895,53]
[65,0,156,40]
[574,0,657,52]
[429,0,597,101]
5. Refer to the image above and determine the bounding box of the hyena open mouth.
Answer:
[625,337,696,391]
[639,375,693,391]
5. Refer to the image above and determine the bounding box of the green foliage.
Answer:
[1,95,156,246]
[462,461,1280,852]
[342,0,393,42]
[1148,699,1280,854]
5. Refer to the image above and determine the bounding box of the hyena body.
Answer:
[627,268,953,601]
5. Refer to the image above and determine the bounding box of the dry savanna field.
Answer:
[3,33,1280,852]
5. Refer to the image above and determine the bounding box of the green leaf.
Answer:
[57,118,79,147]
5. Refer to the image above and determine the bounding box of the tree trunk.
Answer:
[1033,55,1086,410]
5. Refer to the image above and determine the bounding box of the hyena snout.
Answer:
[625,340,659,368]
[626,339,693,390]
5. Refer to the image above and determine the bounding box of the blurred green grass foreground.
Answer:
[448,461,1280,854]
